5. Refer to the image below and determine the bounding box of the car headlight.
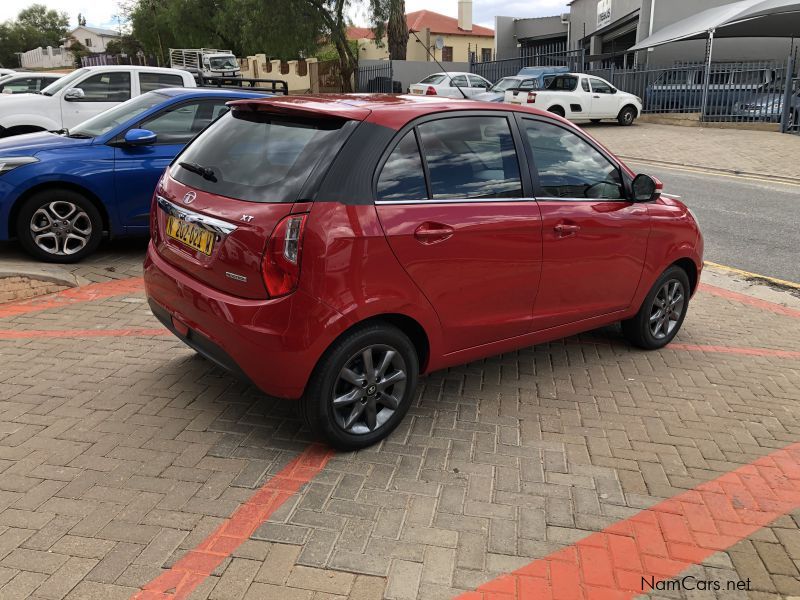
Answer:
[0,156,38,175]
[688,207,701,228]
[635,96,643,105]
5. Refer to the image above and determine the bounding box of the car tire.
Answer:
[16,189,103,263]
[622,265,691,350]
[548,106,566,118]
[300,322,419,450]
[617,105,637,126]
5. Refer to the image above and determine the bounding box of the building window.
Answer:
[442,46,453,62]
[481,48,492,62]
[85,38,92,47]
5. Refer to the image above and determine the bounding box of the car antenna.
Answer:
[408,29,469,100]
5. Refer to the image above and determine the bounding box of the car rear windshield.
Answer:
[546,75,579,91]
[171,109,348,203]
[419,74,446,85]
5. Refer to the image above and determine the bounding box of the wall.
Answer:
[494,17,518,60]
[69,27,116,53]
[359,59,471,92]
[239,55,318,93]
[568,0,798,65]
[20,46,74,70]
[354,32,494,63]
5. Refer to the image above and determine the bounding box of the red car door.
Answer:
[374,114,543,353]
[518,117,650,330]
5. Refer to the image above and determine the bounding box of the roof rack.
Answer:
[195,74,289,95]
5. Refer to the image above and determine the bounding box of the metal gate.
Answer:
[356,62,394,93]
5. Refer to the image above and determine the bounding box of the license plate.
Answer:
[412,88,423,94]
[166,215,215,255]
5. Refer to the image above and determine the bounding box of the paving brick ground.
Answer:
[0,246,799,599]
[586,123,800,182]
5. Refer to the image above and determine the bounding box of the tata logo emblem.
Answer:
[241,215,254,223]
[182,191,196,205]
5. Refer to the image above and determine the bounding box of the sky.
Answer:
[0,0,571,31]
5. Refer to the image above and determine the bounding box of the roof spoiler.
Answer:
[226,98,371,121]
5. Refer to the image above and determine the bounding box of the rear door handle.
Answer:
[414,222,454,244]
[554,223,580,238]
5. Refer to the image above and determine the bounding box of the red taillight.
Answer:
[261,213,308,298]
[527,92,537,104]
[425,86,437,96]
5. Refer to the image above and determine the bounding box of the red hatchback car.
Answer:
[145,95,703,449]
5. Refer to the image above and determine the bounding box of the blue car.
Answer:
[0,87,271,262]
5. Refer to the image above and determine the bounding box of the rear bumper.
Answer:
[144,241,348,399]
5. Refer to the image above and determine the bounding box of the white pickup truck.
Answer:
[0,65,196,138]
[505,73,643,126]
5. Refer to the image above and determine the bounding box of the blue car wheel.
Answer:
[17,189,103,263]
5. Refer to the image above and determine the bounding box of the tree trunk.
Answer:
[387,0,407,60]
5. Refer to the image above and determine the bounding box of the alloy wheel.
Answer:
[331,344,407,435]
[30,201,93,256]
[649,279,685,340]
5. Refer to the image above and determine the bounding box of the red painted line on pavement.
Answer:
[701,283,800,319]
[669,343,800,359]
[132,443,334,600]
[0,277,145,319]
[0,328,169,340]
[456,442,800,600]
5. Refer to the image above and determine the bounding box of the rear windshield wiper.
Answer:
[180,161,217,182]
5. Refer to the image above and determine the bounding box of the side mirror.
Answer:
[611,87,618,94]
[64,87,85,101]
[632,174,662,202]
[123,128,157,146]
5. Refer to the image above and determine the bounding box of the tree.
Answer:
[0,4,69,67]
[370,0,407,60]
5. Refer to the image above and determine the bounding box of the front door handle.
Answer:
[554,223,580,238]
[593,95,601,99]
[414,222,454,244]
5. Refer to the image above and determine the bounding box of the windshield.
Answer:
[172,110,348,203]
[70,91,168,137]
[209,56,239,70]
[419,74,446,85]
[40,68,89,96]
[491,78,522,92]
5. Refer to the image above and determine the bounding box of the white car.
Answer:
[0,65,196,138]
[505,73,643,126]
[409,72,492,98]
[0,72,62,95]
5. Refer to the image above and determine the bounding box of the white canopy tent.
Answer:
[629,0,800,50]
[628,0,799,120]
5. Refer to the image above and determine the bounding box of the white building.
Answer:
[67,26,122,53]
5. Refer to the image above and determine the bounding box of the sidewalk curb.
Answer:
[619,155,800,186]
[0,264,85,289]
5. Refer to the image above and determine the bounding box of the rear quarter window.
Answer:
[171,110,350,203]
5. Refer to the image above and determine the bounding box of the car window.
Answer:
[139,72,185,92]
[417,116,522,200]
[547,75,579,91]
[419,74,446,85]
[451,75,468,88]
[518,80,535,91]
[581,78,590,92]
[468,75,489,89]
[140,100,229,144]
[522,119,624,200]
[172,112,349,203]
[77,72,131,102]
[590,78,614,94]
[377,130,427,201]
[542,75,556,88]
[0,77,39,94]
